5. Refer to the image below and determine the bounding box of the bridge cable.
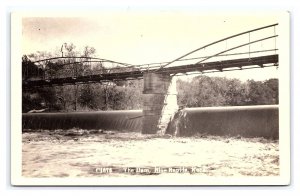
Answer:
[155,23,278,71]
[274,26,277,54]
[248,33,251,59]
[194,35,278,65]
[134,49,278,69]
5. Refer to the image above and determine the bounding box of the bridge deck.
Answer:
[23,54,278,88]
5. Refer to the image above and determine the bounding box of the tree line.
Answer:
[177,76,278,108]
[22,43,278,112]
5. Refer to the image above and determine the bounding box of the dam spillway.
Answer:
[22,105,279,139]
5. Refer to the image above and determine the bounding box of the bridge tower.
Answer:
[142,73,178,134]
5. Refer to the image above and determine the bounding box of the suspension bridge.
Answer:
[22,23,279,135]
[23,23,278,88]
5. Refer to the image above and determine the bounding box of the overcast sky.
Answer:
[22,10,281,81]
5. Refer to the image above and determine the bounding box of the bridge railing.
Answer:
[23,57,139,81]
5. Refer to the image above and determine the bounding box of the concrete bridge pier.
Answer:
[142,72,178,135]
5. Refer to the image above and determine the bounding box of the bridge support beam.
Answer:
[142,73,178,135]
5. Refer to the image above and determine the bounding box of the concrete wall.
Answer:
[22,105,279,139]
[166,105,279,139]
[142,73,178,134]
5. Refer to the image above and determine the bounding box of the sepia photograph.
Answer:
[11,10,290,186]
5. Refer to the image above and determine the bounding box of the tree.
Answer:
[224,78,248,106]
[22,56,62,112]
[22,55,43,80]
[79,84,98,110]
[246,79,272,105]
[264,79,279,104]
[83,46,96,57]
[177,76,278,108]
[123,80,143,109]
[177,76,227,107]
[59,43,97,111]
[22,87,61,112]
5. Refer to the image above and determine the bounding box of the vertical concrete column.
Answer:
[158,76,178,135]
[142,72,178,134]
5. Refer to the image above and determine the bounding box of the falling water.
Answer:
[23,110,143,132]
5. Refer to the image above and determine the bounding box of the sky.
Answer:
[22,10,282,81]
